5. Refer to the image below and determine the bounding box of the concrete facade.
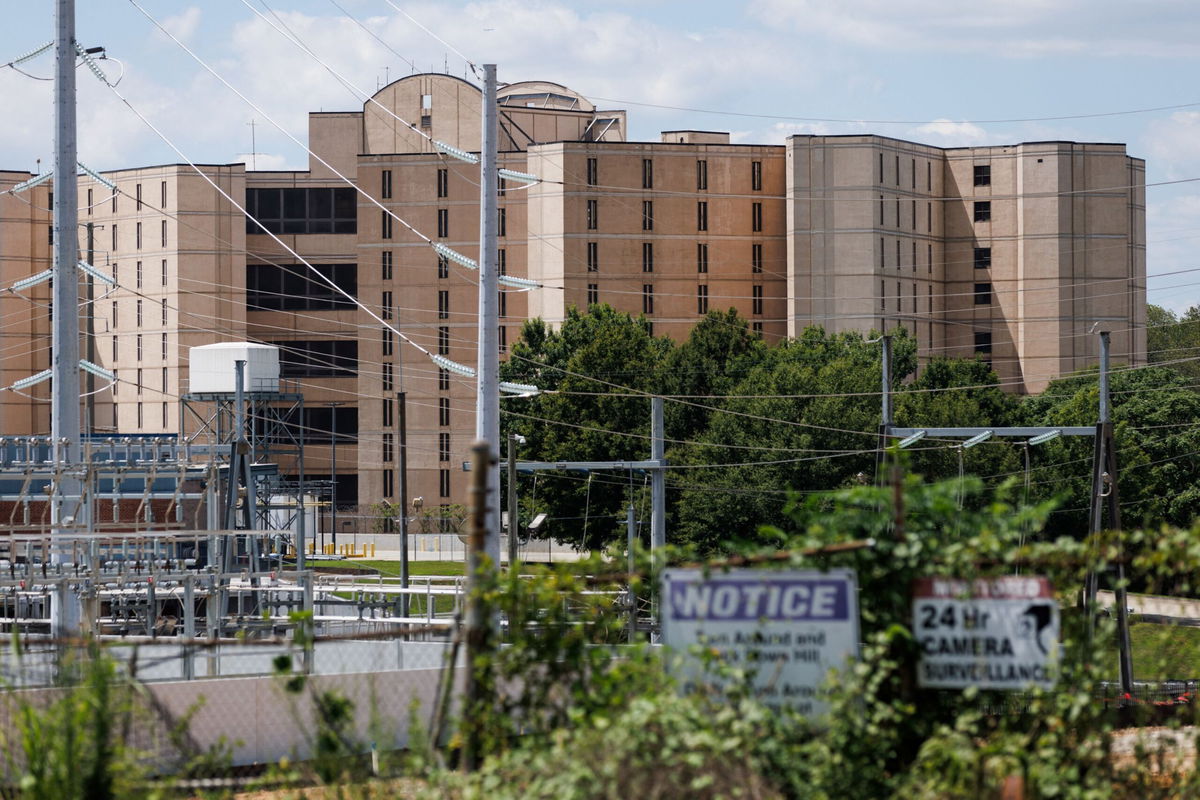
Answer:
[0,74,1145,522]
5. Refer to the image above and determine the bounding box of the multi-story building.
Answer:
[0,73,1145,525]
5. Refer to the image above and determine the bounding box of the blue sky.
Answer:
[3,1,1199,310]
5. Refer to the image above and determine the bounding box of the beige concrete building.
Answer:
[0,74,1145,522]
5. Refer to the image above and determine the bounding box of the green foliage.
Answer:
[1147,303,1200,380]
[0,646,155,800]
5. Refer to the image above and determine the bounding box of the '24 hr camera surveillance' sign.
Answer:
[912,576,1060,690]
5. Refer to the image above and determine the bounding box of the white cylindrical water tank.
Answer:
[188,342,280,393]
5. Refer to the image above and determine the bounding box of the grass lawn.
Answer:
[1129,621,1200,680]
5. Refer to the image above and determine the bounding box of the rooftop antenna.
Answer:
[246,119,257,170]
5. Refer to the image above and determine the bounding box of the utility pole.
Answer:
[475,64,501,566]
[51,0,82,636]
[507,434,519,570]
[650,397,665,551]
[463,439,493,772]
[327,401,346,546]
[84,223,95,436]
[1086,331,1134,695]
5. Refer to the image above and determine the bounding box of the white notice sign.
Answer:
[661,568,859,715]
[913,576,1059,690]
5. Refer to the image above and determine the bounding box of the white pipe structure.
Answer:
[475,65,501,566]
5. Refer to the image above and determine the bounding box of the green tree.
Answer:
[1147,302,1200,381]
[499,305,674,549]
[1019,365,1200,537]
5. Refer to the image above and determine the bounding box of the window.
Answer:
[586,157,598,186]
[112,335,118,360]
[439,432,451,462]
[973,165,991,187]
[973,201,991,222]
[136,222,142,250]
[697,243,708,274]
[437,168,448,198]
[498,207,506,237]
[439,397,450,426]
[244,187,357,234]
[642,284,654,315]
[381,291,393,320]
[587,241,598,272]
[439,469,451,498]
[912,242,917,273]
[642,158,653,189]
[642,242,654,273]
[137,403,143,428]
[879,195,885,226]
[136,260,143,288]
[382,250,393,280]
[499,290,507,318]
[974,282,992,305]
[696,159,708,191]
[136,299,143,327]
[160,299,167,325]
[160,220,167,247]
[381,210,393,239]
[587,283,598,306]
[911,158,916,189]
[752,321,763,335]
[437,208,449,238]
[896,240,900,270]
[752,285,763,315]
[87,188,92,216]
[112,193,117,213]
[161,366,167,393]
[697,201,708,231]
[112,300,118,328]
[382,362,394,391]
[586,199,598,230]
[642,200,653,231]
[112,369,117,397]
[161,259,167,286]
[974,331,993,355]
[752,243,763,274]
[383,398,393,427]
[751,160,762,191]
[162,402,168,429]
[927,161,932,190]
[437,254,449,279]
[161,180,167,208]
[498,249,506,275]
[499,325,507,352]
[912,283,917,313]
[383,469,394,498]
[895,198,900,227]
[382,169,393,199]
[880,281,886,311]
[974,247,992,269]
[274,406,358,444]
[273,340,358,377]
[752,202,763,232]
[247,263,357,311]
[895,155,900,186]
[160,332,167,360]
[438,368,449,391]
[498,178,506,196]
[697,284,708,314]
[880,237,885,269]
[137,368,143,395]
[438,290,449,319]
[927,201,932,233]
[911,199,916,230]
[438,326,449,355]
[927,244,932,274]
[112,224,117,252]
[879,153,884,182]
[382,328,393,357]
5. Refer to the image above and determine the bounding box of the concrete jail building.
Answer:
[0,74,1146,521]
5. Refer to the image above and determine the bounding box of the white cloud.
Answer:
[748,0,1200,57]
[1143,112,1200,180]
[158,8,202,45]
[907,119,989,146]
